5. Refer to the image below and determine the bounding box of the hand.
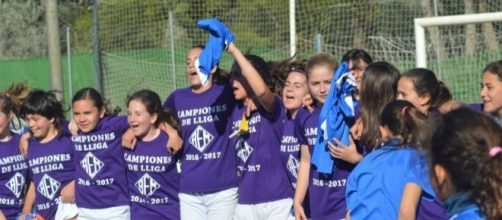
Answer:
[302,94,314,113]
[438,100,461,113]
[167,133,183,154]
[294,202,308,220]
[17,213,31,220]
[19,133,30,157]
[122,129,137,150]
[60,181,75,203]
[350,118,363,141]
[328,136,362,164]
[68,119,79,137]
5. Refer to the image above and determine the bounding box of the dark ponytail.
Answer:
[425,107,502,219]
[380,100,427,147]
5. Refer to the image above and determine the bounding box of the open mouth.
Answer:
[130,124,140,129]
[190,71,197,77]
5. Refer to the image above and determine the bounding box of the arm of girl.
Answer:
[293,145,311,220]
[159,122,183,154]
[227,43,276,112]
[19,132,30,157]
[0,210,5,220]
[19,182,36,220]
[121,129,137,150]
[398,183,421,220]
[60,180,76,203]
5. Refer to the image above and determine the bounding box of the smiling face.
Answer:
[480,71,502,116]
[127,99,157,140]
[308,65,333,104]
[397,77,430,114]
[26,113,55,142]
[282,71,308,112]
[72,99,104,133]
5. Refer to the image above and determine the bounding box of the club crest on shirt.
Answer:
[135,173,160,197]
[287,155,300,178]
[80,152,104,179]
[189,125,214,153]
[5,172,25,198]
[236,139,253,163]
[37,174,61,200]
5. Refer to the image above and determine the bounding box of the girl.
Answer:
[425,107,502,219]
[346,100,437,219]
[341,49,373,101]
[397,68,452,115]
[294,53,361,220]
[125,90,180,219]
[227,41,293,219]
[71,87,131,219]
[19,90,76,220]
[4,83,31,136]
[480,60,502,124]
[0,94,28,219]
[163,45,238,220]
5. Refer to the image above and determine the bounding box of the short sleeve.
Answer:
[405,150,436,197]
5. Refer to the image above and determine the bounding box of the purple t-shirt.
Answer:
[124,132,179,220]
[295,107,354,220]
[0,134,27,219]
[71,115,129,209]
[27,136,75,220]
[229,96,293,204]
[164,84,238,193]
[279,114,300,191]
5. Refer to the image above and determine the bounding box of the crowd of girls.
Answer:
[0,19,500,220]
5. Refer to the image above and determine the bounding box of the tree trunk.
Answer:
[464,0,476,55]
[479,0,499,50]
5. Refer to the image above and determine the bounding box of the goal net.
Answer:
[96,0,502,111]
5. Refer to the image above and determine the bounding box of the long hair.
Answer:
[360,61,400,148]
[425,108,502,219]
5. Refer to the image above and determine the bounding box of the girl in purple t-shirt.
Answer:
[294,53,363,220]
[0,94,28,219]
[125,90,180,220]
[163,45,238,220]
[19,90,76,220]
[226,40,293,219]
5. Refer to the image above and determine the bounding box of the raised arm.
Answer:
[227,43,275,112]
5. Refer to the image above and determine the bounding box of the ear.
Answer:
[49,117,55,124]
[433,164,448,188]
[379,125,390,141]
[150,113,158,125]
[419,93,431,107]
[99,107,106,118]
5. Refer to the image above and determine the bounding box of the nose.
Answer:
[320,83,327,94]
[480,86,487,98]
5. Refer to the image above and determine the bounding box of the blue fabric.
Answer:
[346,140,436,219]
[312,62,356,174]
[196,18,234,86]
[444,193,485,220]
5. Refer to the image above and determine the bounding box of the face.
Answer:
[397,77,430,113]
[308,65,333,104]
[480,71,502,115]
[231,78,248,101]
[26,114,55,141]
[127,100,157,139]
[349,59,369,92]
[282,71,309,111]
[0,111,12,137]
[186,47,203,87]
[72,99,104,133]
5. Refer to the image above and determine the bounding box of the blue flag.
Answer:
[311,62,357,174]
[195,18,234,86]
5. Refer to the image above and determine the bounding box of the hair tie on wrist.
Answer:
[489,146,502,157]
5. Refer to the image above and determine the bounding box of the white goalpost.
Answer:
[414,12,502,68]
